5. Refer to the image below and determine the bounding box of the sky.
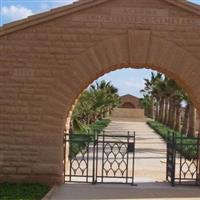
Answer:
[0,0,199,97]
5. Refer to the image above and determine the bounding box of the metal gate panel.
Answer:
[95,132,135,185]
[64,131,135,185]
[166,132,200,186]
[64,134,96,183]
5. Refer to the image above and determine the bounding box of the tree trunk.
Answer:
[167,99,172,127]
[181,104,189,135]
[164,98,169,126]
[155,98,159,121]
[159,97,165,123]
[168,99,175,129]
[188,102,196,138]
[171,103,176,129]
[151,96,155,119]
[175,103,181,132]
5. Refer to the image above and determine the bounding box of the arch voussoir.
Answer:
[128,30,151,65]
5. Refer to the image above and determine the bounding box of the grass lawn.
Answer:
[0,182,49,200]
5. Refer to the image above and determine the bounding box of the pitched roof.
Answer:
[0,0,200,37]
[121,94,140,100]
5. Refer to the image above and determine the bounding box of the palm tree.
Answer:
[181,102,189,135]
[163,97,170,125]
[140,95,153,117]
[187,101,196,138]
[140,72,163,120]
[70,80,121,133]
[141,72,188,133]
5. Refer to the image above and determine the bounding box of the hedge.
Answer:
[69,118,111,158]
[147,121,198,160]
[0,182,49,200]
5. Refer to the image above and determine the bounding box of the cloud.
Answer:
[1,5,33,23]
[52,0,76,6]
[40,0,76,12]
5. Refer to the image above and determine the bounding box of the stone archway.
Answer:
[1,0,200,185]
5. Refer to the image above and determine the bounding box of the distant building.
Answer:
[111,94,144,119]
[119,94,142,109]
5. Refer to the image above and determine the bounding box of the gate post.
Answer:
[132,131,136,186]
[63,133,67,183]
[92,132,97,184]
[171,132,176,187]
[197,133,200,185]
[166,131,169,182]
[166,131,176,186]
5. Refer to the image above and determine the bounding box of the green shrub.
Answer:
[147,121,198,160]
[69,119,111,158]
[0,182,49,200]
[90,119,111,134]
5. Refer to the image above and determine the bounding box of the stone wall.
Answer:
[111,108,145,119]
[1,0,200,184]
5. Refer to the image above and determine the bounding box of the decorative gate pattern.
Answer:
[64,131,135,185]
[166,132,200,186]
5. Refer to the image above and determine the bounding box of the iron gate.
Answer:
[166,131,200,186]
[166,132,176,186]
[64,131,135,185]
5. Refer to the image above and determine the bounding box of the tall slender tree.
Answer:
[188,101,196,138]
[141,72,197,137]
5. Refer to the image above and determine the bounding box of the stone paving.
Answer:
[49,183,200,200]
[50,119,200,200]
[104,119,166,183]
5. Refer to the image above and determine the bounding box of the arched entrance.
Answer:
[121,102,136,109]
[1,0,200,185]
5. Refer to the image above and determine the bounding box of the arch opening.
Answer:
[63,64,200,135]
[63,66,200,185]
[121,102,136,109]
[63,63,200,132]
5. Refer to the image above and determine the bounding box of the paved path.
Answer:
[104,119,166,183]
[49,183,200,200]
[49,119,200,200]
